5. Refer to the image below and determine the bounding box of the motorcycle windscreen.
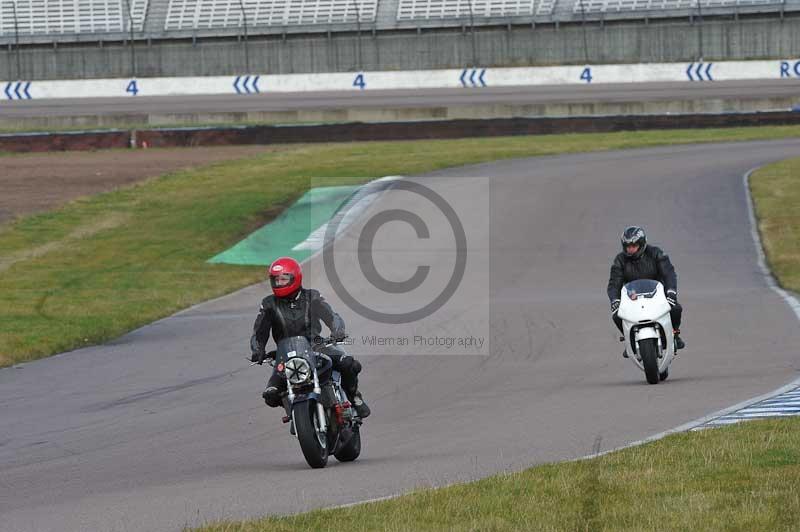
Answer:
[623,279,660,299]
[619,279,670,322]
[275,336,314,365]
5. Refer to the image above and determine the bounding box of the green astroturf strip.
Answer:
[208,185,359,266]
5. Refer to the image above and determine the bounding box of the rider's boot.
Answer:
[674,329,685,351]
[620,336,628,358]
[352,391,371,419]
[262,386,280,406]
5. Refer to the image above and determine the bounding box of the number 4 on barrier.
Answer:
[580,67,593,84]
[126,80,139,96]
[353,73,366,90]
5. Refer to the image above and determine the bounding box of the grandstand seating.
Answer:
[0,0,148,37]
[0,0,792,41]
[536,0,556,15]
[573,0,775,14]
[164,0,378,30]
[130,0,150,29]
[396,0,541,20]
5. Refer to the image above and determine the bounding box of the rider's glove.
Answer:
[610,299,620,314]
[666,290,678,307]
[250,351,266,365]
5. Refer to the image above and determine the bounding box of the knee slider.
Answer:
[338,356,354,372]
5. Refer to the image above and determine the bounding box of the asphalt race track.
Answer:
[2,139,800,531]
[0,80,798,118]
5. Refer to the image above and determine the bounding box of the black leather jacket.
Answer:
[606,245,677,302]
[250,288,345,354]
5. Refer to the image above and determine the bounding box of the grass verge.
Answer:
[3,125,800,367]
[750,157,800,294]
[194,417,800,532]
[194,133,800,532]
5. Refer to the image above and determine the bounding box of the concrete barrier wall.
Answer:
[4,59,800,101]
[3,15,800,81]
[2,95,799,132]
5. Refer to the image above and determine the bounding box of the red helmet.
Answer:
[268,257,303,298]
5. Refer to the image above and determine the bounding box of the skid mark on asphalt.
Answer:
[81,370,241,412]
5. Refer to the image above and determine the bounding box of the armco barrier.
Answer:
[3,111,800,153]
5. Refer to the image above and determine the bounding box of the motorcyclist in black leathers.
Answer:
[250,256,370,418]
[607,226,685,357]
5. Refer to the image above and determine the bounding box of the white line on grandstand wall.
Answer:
[3,58,800,100]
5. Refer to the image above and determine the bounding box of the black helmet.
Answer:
[621,226,647,260]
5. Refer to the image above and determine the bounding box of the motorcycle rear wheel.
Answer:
[293,401,329,469]
[639,338,660,385]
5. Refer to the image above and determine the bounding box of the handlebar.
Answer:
[314,335,348,347]
[247,335,349,366]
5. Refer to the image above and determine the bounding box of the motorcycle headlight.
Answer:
[285,358,311,385]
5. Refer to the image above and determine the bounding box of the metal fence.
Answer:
[0,0,798,80]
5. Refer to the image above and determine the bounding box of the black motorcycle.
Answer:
[264,336,362,469]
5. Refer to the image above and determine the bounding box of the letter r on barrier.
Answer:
[780,62,790,78]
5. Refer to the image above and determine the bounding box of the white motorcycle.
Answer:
[617,279,675,384]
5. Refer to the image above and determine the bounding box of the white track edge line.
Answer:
[319,163,800,512]
[743,166,800,321]
[575,164,800,458]
[10,165,800,515]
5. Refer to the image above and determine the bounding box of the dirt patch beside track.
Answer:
[0,146,269,225]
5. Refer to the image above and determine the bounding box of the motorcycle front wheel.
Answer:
[639,338,660,385]
[293,401,329,469]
